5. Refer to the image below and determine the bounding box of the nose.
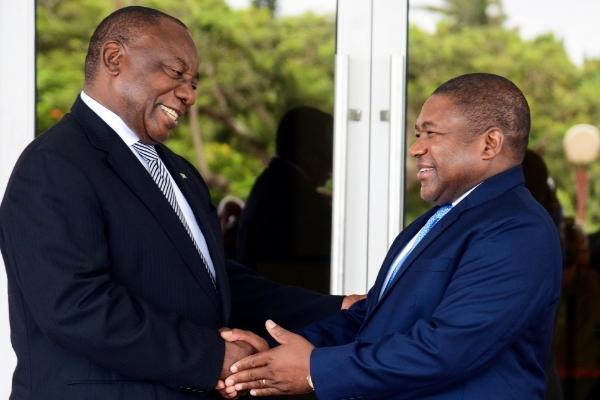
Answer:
[409,137,426,158]
[175,82,196,108]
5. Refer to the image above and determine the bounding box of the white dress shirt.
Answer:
[80,91,217,280]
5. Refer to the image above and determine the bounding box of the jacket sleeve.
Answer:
[0,149,224,394]
[226,261,344,336]
[296,296,367,347]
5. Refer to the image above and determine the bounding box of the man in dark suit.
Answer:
[0,7,349,400]
[236,107,334,294]
[221,73,563,399]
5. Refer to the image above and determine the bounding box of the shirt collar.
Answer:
[80,91,141,147]
[451,183,481,207]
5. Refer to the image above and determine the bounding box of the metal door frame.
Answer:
[332,0,409,294]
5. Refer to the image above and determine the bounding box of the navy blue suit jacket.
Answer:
[0,97,342,400]
[298,166,562,399]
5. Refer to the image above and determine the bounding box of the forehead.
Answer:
[416,95,467,128]
[135,19,199,68]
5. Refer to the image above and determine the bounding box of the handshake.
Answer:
[215,320,315,398]
[215,294,365,398]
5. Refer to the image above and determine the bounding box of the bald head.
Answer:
[84,6,187,84]
[432,73,530,163]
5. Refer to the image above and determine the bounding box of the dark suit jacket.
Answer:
[236,157,332,294]
[297,166,562,400]
[0,97,342,400]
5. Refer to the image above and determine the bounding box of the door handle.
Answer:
[331,54,350,295]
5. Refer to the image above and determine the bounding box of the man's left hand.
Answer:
[342,294,366,310]
[223,320,315,397]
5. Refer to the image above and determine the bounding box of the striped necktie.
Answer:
[383,204,453,294]
[132,141,217,290]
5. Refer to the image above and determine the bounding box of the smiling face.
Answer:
[111,18,199,144]
[410,95,489,206]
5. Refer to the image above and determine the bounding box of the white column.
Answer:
[0,0,36,396]
[366,0,408,287]
[332,0,373,294]
[332,0,408,294]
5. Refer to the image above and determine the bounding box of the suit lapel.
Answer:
[365,215,430,315]
[360,167,525,332]
[388,206,461,288]
[157,147,231,323]
[361,205,462,328]
[107,144,222,312]
[71,97,222,314]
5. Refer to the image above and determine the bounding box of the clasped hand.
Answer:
[216,320,315,398]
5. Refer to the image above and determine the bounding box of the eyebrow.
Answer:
[171,57,200,81]
[415,121,436,131]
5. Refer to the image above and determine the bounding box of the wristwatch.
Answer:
[307,372,314,391]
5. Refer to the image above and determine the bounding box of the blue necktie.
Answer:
[383,204,453,293]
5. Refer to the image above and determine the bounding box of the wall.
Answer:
[0,1,35,396]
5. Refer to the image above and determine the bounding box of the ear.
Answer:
[481,127,504,160]
[100,41,124,77]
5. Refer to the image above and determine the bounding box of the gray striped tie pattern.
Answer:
[132,141,217,290]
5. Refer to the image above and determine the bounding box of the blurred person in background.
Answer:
[522,148,564,400]
[556,217,600,400]
[236,106,334,294]
[218,196,245,260]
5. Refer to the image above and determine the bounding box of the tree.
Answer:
[36,0,336,204]
[419,0,506,30]
[36,0,112,134]
[252,0,277,16]
[406,23,600,230]
[35,0,600,230]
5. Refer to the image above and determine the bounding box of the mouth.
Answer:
[417,166,434,180]
[160,105,179,122]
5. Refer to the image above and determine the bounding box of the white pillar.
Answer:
[0,1,36,396]
[332,0,408,294]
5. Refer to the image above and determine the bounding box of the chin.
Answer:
[420,190,435,203]
[149,132,171,144]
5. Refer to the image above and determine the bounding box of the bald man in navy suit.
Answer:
[222,73,562,400]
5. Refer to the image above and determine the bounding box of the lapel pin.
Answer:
[180,173,187,179]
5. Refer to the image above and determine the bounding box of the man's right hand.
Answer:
[216,329,269,398]
[222,340,257,380]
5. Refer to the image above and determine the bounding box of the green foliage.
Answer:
[406,23,600,231]
[35,0,600,231]
[252,0,277,16]
[36,0,335,203]
[420,0,505,30]
[203,141,264,205]
[36,0,112,134]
